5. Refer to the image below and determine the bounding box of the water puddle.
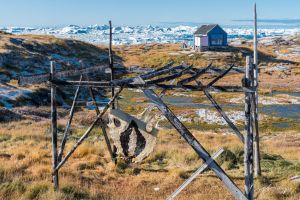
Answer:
[260,104,300,119]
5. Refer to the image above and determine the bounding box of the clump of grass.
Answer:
[60,184,89,200]
[77,162,95,171]
[0,134,11,142]
[261,152,300,175]
[216,148,239,170]
[293,182,300,194]
[146,151,168,166]
[25,183,49,200]
[0,168,6,183]
[258,187,291,200]
[178,170,191,179]
[182,151,199,165]
[15,153,26,160]
[126,167,141,175]
[73,142,99,158]
[256,175,272,187]
[232,146,244,164]
[0,180,26,199]
[115,160,129,174]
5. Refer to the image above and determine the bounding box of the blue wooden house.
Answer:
[194,24,227,51]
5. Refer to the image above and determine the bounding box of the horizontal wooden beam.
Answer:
[50,79,251,92]
[146,65,192,84]
[113,64,183,85]
[18,64,111,86]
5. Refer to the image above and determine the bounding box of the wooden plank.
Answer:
[167,148,224,200]
[52,88,123,174]
[177,63,212,85]
[206,64,234,87]
[253,3,261,177]
[51,79,248,92]
[109,20,115,109]
[244,56,254,200]
[50,61,59,189]
[146,65,191,84]
[142,89,247,200]
[150,61,174,73]
[18,63,245,87]
[209,67,245,74]
[18,64,110,86]
[113,64,183,85]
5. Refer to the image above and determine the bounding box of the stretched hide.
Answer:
[106,109,158,162]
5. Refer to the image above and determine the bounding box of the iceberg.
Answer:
[1,24,299,45]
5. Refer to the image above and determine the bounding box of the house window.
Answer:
[211,39,223,45]
[210,34,224,46]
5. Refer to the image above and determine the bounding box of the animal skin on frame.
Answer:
[106,108,158,162]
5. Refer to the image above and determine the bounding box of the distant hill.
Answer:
[0,31,121,108]
[0,31,111,82]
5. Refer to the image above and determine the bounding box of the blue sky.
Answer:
[0,0,299,27]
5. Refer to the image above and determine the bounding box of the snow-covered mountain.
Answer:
[1,24,300,45]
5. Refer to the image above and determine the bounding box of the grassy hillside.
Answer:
[0,32,121,108]
[0,32,116,82]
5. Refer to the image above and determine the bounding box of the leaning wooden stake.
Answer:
[58,75,83,162]
[253,2,261,177]
[244,56,254,200]
[198,81,244,143]
[88,87,115,161]
[167,148,224,200]
[50,61,59,189]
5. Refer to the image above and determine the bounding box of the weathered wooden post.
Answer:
[50,61,59,189]
[109,20,115,109]
[253,3,261,177]
[244,56,254,200]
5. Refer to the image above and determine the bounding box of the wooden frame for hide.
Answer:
[17,7,261,199]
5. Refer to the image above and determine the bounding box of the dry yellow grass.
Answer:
[0,113,299,200]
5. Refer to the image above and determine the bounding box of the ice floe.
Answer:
[1,24,299,45]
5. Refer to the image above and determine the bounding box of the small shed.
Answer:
[194,24,227,51]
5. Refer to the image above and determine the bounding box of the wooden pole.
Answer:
[50,61,59,189]
[109,20,115,109]
[244,56,254,200]
[253,2,261,177]
[253,3,258,67]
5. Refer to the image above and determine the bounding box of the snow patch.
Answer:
[195,109,244,125]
